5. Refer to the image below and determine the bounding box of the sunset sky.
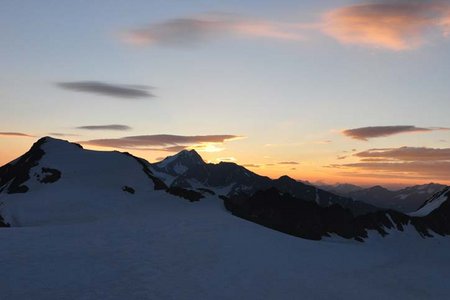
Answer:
[1,0,449,188]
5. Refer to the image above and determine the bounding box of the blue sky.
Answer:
[1,0,450,187]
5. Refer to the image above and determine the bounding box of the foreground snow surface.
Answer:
[1,193,450,300]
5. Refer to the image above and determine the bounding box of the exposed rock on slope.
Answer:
[224,187,450,241]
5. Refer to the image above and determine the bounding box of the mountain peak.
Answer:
[367,185,389,192]
[169,148,204,164]
[154,148,205,174]
[34,136,83,150]
[277,175,296,183]
[37,136,62,142]
[177,149,202,160]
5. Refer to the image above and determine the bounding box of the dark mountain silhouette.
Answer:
[322,183,447,212]
[153,150,378,215]
[0,138,48,194]
[1,137,449,243]
[224,186,450,241]
[318,183,363,195]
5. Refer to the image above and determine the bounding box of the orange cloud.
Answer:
[441,14,450,36]
[322,2,450,50]
[122,13,304,47]
[230,20,303,40]
[329,146,450,181]
[120,4,450,51]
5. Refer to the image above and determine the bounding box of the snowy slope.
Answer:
[409,187,450,217]
[0,137,167,226]
[2,189,450,299]
[1,137,450,299]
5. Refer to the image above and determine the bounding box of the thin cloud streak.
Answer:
[335,161,450,179]
[76,124,132,131]
[215,157,237,162]
[48,133,80,137]
[122,13,305,47]
[114,145,189,152]
[335,171,435,181]
[242,164,261,168]
[342,125,448,141]
[56,81,154,99]
[0,132,34,138]
[278,161,299,165]
[329,146,450,181]
[355,147,450,161]
[79,134,243,152]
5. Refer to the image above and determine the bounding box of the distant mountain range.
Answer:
[0,137,449,242]
[319,183,447,213]
[225,186,450,241]
[152,149,378,215]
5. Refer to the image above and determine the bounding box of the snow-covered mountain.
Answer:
[153,149,206,177]
[413,186,450,215]
[152,150,378,215]
[0,137,200,226]
[2,137,450,299]
[321,183,447,212]
[392,183,448,211]
[152,148,450,241]
[1,136,449,239]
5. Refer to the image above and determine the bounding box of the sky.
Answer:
[1,0,450,188]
